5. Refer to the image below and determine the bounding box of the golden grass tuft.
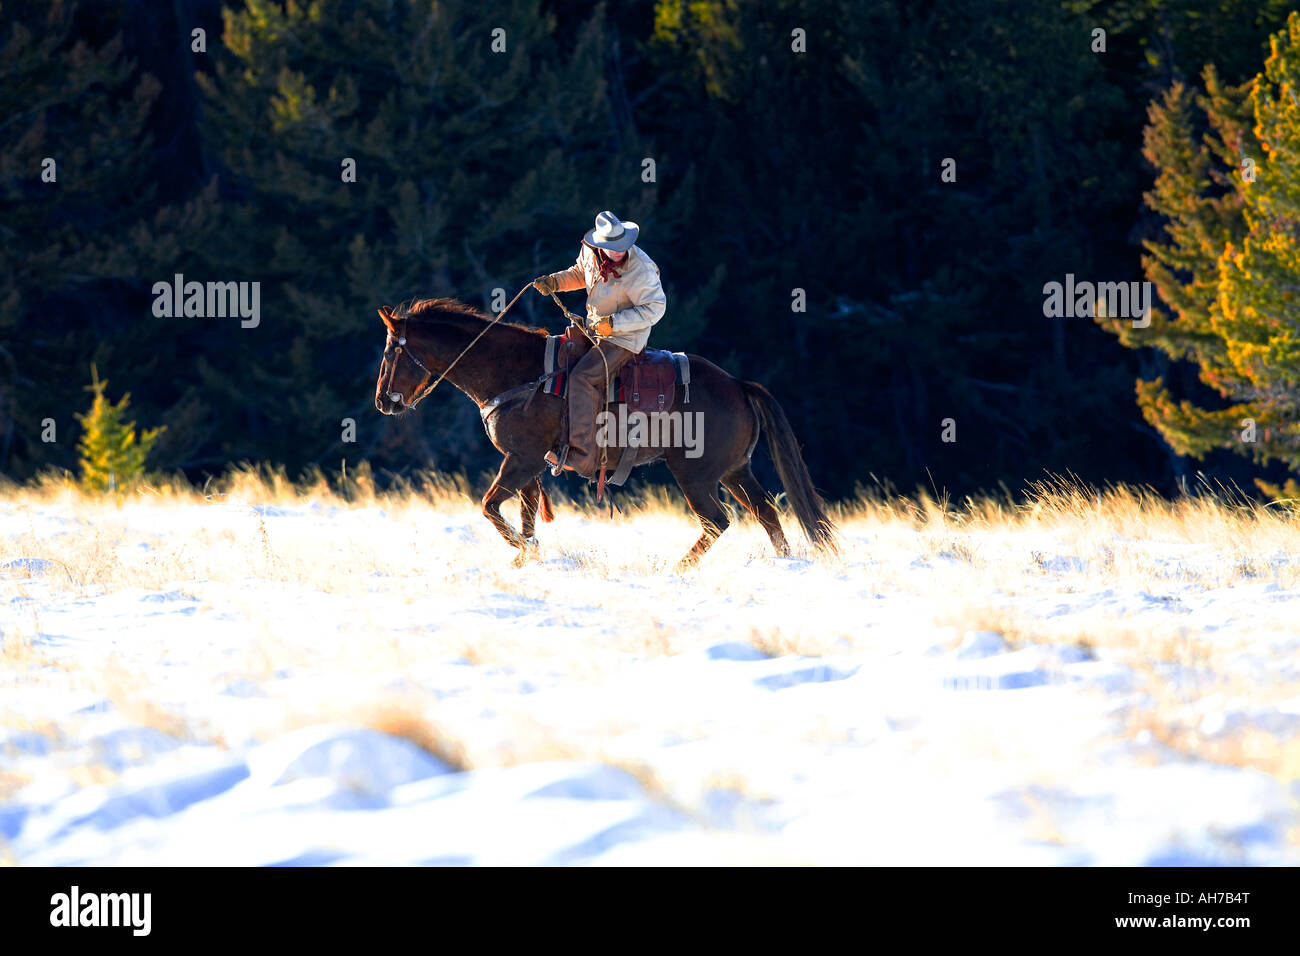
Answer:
[359,704,472,772]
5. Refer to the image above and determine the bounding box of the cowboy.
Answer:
[533,211,666,478]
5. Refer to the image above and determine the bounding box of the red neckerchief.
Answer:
[594,247,624,283]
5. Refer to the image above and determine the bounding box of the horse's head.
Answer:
[374,304,433,416]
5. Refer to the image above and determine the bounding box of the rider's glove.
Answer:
[532,275,558,295]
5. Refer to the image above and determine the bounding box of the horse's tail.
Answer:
[742,381,839,554]
[539,486,554,523]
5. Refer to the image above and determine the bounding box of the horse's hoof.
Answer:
[511,537,540,566]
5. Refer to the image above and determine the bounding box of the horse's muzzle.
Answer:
[375,392,409,415]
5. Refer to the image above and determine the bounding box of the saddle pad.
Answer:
[541,330,587,397]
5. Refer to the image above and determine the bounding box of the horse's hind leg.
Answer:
[722,463,790,557]
[514,478,549,564]
[518,479,542,540]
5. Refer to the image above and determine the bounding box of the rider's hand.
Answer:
[532,275,558,295]
[590,315,614,336]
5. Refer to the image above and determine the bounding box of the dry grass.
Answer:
[6,464,1296,577]
[4,464,1300,813]
[747,626,849,659]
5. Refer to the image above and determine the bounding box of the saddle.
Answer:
[542,327,692,487]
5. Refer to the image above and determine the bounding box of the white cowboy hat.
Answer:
[584,210,639,252]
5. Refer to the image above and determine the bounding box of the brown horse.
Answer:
[373,297,837,567]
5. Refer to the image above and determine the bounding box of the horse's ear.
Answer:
[378,305,395,328]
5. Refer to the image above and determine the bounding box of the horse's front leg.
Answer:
[481,454,543,552]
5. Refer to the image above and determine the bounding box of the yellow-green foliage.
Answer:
[75,367,162,493]
[1117,13,1300,479]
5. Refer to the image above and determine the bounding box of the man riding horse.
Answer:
[531,210,665,479]
[372,210,838,566]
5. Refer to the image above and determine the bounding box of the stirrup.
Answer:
[548,444,569,477]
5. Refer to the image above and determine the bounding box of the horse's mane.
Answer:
[398,297,547,336]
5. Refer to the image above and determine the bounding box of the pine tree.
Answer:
[1216,18,1300,472]
[1107,13,1300,492]
[75,366,162,493]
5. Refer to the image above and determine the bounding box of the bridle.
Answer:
[380,315,436,411]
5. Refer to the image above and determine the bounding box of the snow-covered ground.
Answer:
[2,484,1298,865]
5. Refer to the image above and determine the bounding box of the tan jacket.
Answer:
[547,244,666,353]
